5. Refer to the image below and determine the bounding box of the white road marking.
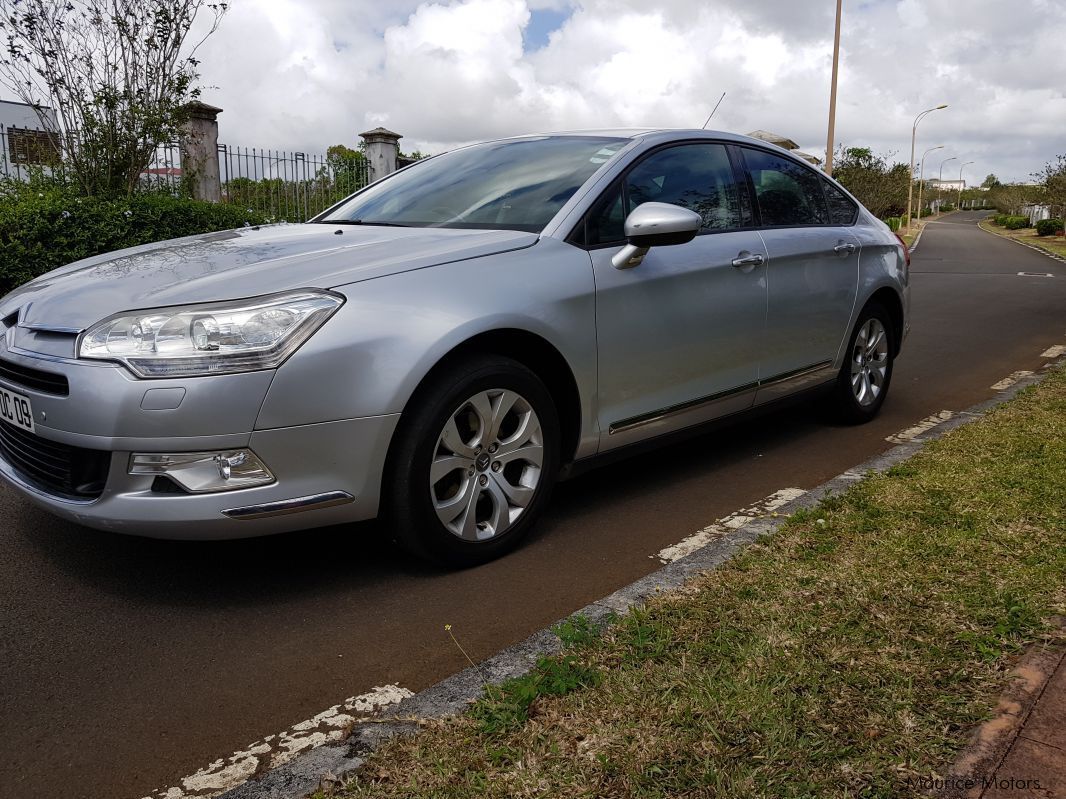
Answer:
[991,371,1034,391]
[653,488,805,564]
[1040,344,1066,359]
[1017,272,1054,278]
[143,684,414,799]
[885,410,955,444]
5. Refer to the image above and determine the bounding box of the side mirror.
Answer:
[612,202,702,269]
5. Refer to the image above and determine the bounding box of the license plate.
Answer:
[0,385,35,433]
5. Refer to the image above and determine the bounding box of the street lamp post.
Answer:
[916,145,944,225]
[957,160,975,209]
[906,104,948,231]
[937,156,958,214]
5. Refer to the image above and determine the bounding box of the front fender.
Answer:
[255,238,598,454]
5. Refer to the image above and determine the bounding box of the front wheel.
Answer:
[384,355,560,567]
[830,303,895,424]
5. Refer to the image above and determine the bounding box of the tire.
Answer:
[383,354,561,567]
[830,301,895,424]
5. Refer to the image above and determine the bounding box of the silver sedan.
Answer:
[0,130,909,564]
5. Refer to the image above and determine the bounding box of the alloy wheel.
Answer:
[430,389,544,541]
[850,318,889,407]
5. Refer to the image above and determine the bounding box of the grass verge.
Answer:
[899,219,925,248]
[979,220,1066,260]
[324,368,1066,799]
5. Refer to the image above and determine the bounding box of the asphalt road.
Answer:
[2,212,1065,799]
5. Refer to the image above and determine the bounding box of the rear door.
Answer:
[734,146,859,401]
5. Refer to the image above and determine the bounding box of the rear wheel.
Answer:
[830,302,894,424]
[384,355,560,566]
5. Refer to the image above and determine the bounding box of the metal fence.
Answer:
[141,141,184,193]
[3,125,368,221]
[217,145,369,221]
[1,123,185,193]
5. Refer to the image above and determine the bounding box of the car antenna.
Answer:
[701,92,726,129]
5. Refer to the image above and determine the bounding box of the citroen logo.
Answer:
[475,452,491,472]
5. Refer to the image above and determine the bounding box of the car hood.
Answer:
[1,223,538,331]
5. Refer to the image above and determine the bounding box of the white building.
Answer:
[927,178,965,192]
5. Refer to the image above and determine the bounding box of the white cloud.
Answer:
[5,0,1064,182]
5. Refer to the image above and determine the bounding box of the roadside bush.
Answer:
[1035,218,1064,236]
[0,181,268,296]
[1003,215,1031,230]
[883,216,901,231]
[939,203,955,212]
[993,214,1009,226]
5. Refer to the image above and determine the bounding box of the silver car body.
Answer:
[0,129,909,537]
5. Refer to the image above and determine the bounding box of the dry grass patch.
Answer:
[323,368,1066,799]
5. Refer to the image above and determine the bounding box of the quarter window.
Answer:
[741,148,829,227]
[822,180,859,225]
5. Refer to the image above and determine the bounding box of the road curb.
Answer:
[976,221,1066,266]
[217,360,1064,799]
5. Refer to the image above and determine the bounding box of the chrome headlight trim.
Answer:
[77,290,344,378]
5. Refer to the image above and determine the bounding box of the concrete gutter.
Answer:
[219,359,1064,799]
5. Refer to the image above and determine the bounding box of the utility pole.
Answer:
[824,0,843,175]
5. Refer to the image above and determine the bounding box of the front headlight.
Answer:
[78,290,343,378]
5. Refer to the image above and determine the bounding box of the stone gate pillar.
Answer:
[179,101,223,202]
[359,127,402,183]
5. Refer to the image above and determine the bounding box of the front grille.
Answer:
[0,358,70,396]
[0,421,109,499]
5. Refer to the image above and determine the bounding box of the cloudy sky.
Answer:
[10,0,1066,183]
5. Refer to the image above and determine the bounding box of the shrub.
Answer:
[939,203,954,212]
[993,214,1009,226]
[0,182,268,296]
[1004,216,1030,230]
[1035,218,1064,236]
[883,216,901,231]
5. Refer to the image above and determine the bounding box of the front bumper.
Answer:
[0,414,399,538]
[0,348,399,539]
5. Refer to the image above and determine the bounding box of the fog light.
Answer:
[129,449,274,493]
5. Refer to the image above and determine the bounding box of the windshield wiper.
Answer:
[315,218,410,227]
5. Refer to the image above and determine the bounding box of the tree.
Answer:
[325,143,368,195]
[981,174,1001,189]
[0,0,227,197]
[831,146,909,219]
[1033,154,1066,218]
[986,182,1044,215]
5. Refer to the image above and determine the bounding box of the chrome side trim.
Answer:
[607,360,834,436]
[222,490,355,520]
[608,380,758,435]
[759,360,834,389]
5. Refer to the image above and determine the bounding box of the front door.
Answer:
[585,142,768,450]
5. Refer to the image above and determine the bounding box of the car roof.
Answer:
[511,128,793,149]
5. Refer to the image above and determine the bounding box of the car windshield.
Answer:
[317,136,627,233]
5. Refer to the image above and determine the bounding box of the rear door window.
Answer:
[740,148,829,227]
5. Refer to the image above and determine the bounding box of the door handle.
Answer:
[833,242,857,254]
[731,252,765,268]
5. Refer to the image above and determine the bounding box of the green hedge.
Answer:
[1004,215,1030,230]
[1035,218,1064,236]
[883,216,901,231]
[0,183,268,297]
